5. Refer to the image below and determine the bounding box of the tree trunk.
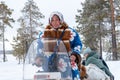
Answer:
[3,24,6,62]
[109,0,118,60]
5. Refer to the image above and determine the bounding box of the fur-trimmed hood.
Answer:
[49,11,64,24]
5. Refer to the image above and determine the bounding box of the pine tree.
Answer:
[21,0,44,45]
[76,0,120,60]
[0,1,14,62]
[12,0,44,61]
[76,0,110,56]
[11,19,27,63]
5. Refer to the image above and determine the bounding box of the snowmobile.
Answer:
[23,38,73,80]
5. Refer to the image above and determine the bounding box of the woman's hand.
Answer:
[33,57,43,67]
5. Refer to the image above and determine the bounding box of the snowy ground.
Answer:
[0,54,23,80]
[0,54,120,80]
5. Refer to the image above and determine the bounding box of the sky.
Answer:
[0,53,120,80]
[0,0,85,50]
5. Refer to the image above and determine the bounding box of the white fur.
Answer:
[83,64,110,80]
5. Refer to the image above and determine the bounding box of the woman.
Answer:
[38,11,83,80]
[82,47,114,80]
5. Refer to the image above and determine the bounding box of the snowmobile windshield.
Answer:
[23,38,72,80]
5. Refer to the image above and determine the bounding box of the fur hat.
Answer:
[49,11,64,24]
[83,47,92,55]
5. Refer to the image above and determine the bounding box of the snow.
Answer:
[107,61,120,80]
[0,54,120,80]
[0,54,23,80]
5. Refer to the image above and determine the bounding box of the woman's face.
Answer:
[70,55,76,62]
[50,15,61,29]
